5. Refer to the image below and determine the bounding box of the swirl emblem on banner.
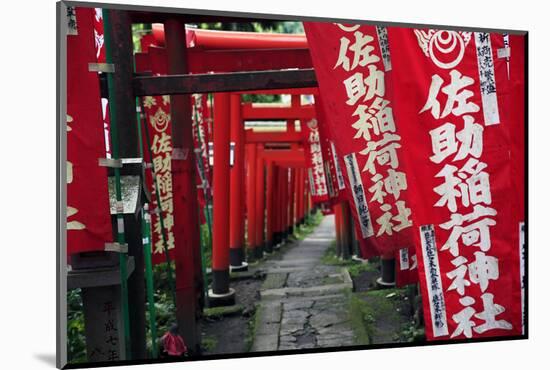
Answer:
[414,30,471,69]
[151,107,171,133]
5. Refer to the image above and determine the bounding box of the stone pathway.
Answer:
[251,215,355,352]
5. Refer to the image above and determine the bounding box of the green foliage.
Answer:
[200,222,212,270]
[196,21,303,34]
[292,210,324,240]
[399,322,426,343]
[241,94,282,104]
[67,289,86,364]
[132,23,152,53]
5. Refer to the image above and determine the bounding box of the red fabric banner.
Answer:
[66,7,112,255]
[304,23,416,257]
[301,117,330,203]
[141,94,176,265]
[507,34,526,334]
[314,96,343,204]
[134,38,176,265]
[91,7,112,159]
[191,93,213,224]
[135,40,212,265]
[388,27,523,340]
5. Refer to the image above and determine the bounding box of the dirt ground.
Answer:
[200,276,264,355]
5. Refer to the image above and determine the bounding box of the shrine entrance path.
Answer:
[251,215,356,351]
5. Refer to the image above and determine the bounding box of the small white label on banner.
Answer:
[308,168,316,196]
[330,142,346,190]
[324,161,336,198]
[519,221,525,335]
[142,237,149,245]
[399,248,410,270]
[419,224,449,337]
[376,26,392,71]
[475,32,500,126]
[343,152,374,238]
[497,48,511,59]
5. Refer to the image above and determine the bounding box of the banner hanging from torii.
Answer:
[305,22,524,341]
[66,7,113,256]
[304,23,416,257]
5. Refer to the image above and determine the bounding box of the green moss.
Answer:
[347,262,377,278]
[348,289,409,346]
[203,304,244,319]
[245,305,262,352]
[348,292,372,345]
[201,336,218,351]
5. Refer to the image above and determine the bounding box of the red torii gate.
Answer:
[102,12,343,355]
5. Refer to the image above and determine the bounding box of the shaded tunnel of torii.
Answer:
[101,8,366,357]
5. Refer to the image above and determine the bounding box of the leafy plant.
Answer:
[67,288,86,363]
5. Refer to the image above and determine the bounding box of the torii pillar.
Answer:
[272,165,282,248]
[209,92,236,305]
[287,168,296,236]
[254,147,265,258]
[246,143,258,260]
[265,160,275,253]
[229,94,247,271]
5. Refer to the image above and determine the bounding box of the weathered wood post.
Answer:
[341,200,352,260]
[102,9,146,360]
[164,18,203,354]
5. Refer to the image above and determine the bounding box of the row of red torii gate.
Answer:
[65,6,358,362]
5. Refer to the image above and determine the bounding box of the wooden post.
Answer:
[164,18,203,353]
[341,201,352,260]
[101,9,146,360]
[229,94,247,271]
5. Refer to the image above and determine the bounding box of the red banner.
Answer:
[66,7,112,255]
[191,93,213,224]
[304,23,416,256]
[388,27,523,340]
[91,8,112,159]
[302,117,330,203]
[314,96,344,204]
[134,37,176,265]
[141,94,176,265]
